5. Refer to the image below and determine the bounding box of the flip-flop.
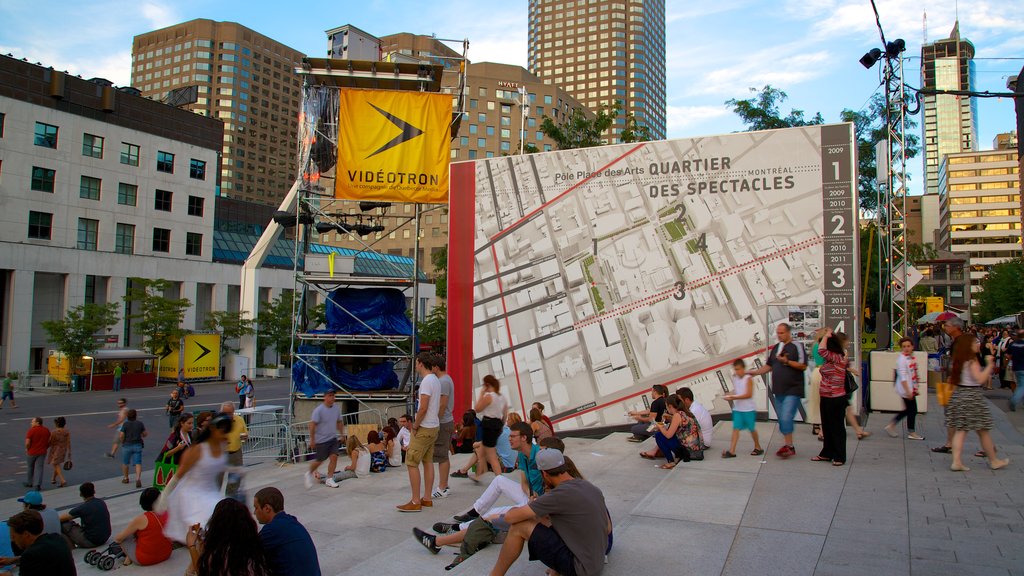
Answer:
[750,449,764,456]
[639,452,655,460]
[721,451,736,458]
[831,461,845,467]
[810,456,831,462]
[657,463,677,470]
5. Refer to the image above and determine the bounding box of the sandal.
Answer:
[721,451,736,458]
[658,463,677,470]
[121,477,130,484]
[811,425,821,436]
[639,452,655,460]
[750,448,764,456]
[810,456,831,462]
[974,450,986,458]
[831,461,845,467]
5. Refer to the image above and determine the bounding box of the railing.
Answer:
[237,405,289,461]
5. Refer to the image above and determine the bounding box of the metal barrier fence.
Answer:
[238,405,289,461]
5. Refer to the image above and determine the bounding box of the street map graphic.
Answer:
[449,125,858,431]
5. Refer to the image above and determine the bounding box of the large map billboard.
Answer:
[447,124,858,430]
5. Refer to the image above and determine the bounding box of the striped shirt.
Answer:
[818,348,849,398]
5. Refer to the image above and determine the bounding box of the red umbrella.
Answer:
[935,312,958,322]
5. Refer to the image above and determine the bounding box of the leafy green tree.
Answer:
[431,245,448,299]
[540,100,649,150]
[726,86,824,131]
[906,242,938,265]
[975,258,1024,323]
[203,310,255,357]
[418,303,447,345]
[839,94,920,212]
[257,293,298,367]
[860,222,881,324]
[41,303,120,376]
[124,278,191,356]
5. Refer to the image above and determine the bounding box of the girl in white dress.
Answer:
[159,413,232,542]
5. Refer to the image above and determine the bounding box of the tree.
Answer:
[257,293,298,367]
[124,278,191,356]
[203,311,255,357]
[839,94,920,213]
[860,222,881,327]
[974,258,1024,323]
[418,303,448,346]
[906,242,938,265]
[725,86,824,131]
[41,303,120,377]
[540,100,649,150]
[431,245,448,300]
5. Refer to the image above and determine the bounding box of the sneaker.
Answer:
[432,487,450,499]
[777,445,795,459]
[105,453,115,459]
[432,521,461,534]
[413,527,440,554]
[325,478,340,488]
[907,433,925,441]
[397,502,422,513]
[884,423,898,438]
[930,445,952,454]
[451,470,469,478]
[303,472,314,489]
[453,508,480,523]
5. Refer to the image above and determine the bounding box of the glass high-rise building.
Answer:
[920,22,978,195]
[527,0,666,142]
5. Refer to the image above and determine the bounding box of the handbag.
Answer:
[153,452,180,492]
[844,371,859,394]
[63,460,73,471]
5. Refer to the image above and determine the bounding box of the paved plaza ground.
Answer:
[7,389,1023,576]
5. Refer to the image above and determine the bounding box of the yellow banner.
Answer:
[336,89,451,203]
[924,297,944,314]
[157,341,180,381]
[185,334,220,380]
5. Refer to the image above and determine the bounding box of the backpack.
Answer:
[186,384,196,398]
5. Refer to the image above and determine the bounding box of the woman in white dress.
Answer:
[159,413,232,543]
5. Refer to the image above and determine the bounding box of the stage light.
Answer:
[859,48,883,69]
[885,39,906,58]
[359,201,392,212]
[272,211,313,228]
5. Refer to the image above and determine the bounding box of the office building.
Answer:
[937,148,1022,307]
[920,22,978,195]
[906,194,942,247]
[527,0,666,142]
[379,32,462,69]
[132,20,305,206]
[326,25,381,60]
[993,131,1017,151]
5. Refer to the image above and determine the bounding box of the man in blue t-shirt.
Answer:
[254,487,320,576]
[1007,330,1024,411]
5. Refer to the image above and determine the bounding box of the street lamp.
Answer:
[513,86,529,155]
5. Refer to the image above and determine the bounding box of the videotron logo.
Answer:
[336,89,452,204]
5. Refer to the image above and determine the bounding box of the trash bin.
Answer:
[70,375,79,392]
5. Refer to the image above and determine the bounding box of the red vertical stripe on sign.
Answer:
[447,162,476,421]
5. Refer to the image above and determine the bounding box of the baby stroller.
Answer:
[85,541,126,570]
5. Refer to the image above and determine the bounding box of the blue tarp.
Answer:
[325,288,413,336]
[330,361,399,392]
[293,345,400,396]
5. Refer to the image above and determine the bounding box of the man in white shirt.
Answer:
[394,414,413,465]
[398,353,442,512]
[677,387,713,448]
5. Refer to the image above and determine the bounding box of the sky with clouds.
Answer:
[0,0,1020,194]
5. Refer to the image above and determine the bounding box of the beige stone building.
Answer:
[937,148,1022,307]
